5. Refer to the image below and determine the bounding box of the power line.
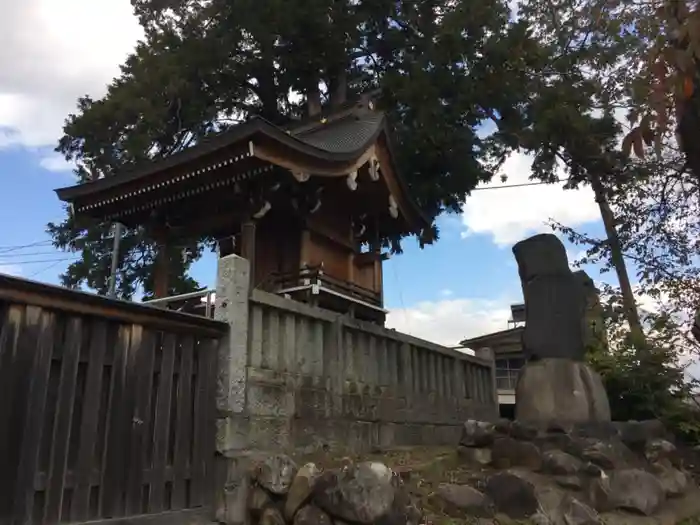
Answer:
[0,240,53,253]
[0,251,69,258]
[0,257,78,265]
[471,178,568,191]
[28,260,68,279]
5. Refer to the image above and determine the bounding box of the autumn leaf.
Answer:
[683,75,694,98]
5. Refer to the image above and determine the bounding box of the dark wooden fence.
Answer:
[0,275,228,525]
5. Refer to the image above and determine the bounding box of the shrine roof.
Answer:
[53,100,433,241]
[294,112,385,153]
[55,108,388,202]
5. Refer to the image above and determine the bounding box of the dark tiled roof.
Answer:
[55,108,386,202]
[293,113,385,154]
[53,100,433,238]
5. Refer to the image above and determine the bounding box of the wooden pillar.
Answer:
[299,229,311,268]
[348,252,355,284]
[240,221,256,285]
[153,229,170,299]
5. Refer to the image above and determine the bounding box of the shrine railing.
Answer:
[145,289,216,318]
[262,265,382,307]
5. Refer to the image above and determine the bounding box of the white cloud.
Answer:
[386,298,513,347]
[39,153,74,173]
[0,0,142,149]
[0,264,23,277]
[461,152,600,246]
[567,248,588,269]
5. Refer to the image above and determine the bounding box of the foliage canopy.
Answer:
[50,0,541,298]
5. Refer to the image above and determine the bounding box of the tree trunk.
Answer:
[590,174,647,347]
[328,67,348,109]
[307,81,322,116]
[254,35,282,123]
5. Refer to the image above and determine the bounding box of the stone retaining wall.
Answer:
[214,255,497,454]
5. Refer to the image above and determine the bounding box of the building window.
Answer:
[495,357,524,390]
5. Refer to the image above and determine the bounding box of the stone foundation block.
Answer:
[515,358,611,424]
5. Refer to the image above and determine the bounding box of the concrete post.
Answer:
[215,254,251,449]
[214,254,251,525]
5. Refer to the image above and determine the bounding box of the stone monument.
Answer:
[513,233,611,423]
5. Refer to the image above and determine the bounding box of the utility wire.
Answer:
[0,251,71,258]
[0,240,53,253]
[28,260,67,279]
[471,178,568,191]
[0,257,79,265]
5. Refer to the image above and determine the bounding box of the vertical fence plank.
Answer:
[44,316,83,525]
[200,340,219,509]
[99,325,132,518]
[13,309,55,525]
[0,279,228,525]
[171,336,194,510]
[190,339,216,507]
[125,328,157,515]
[149,333,176,512]
[0,305,22,525]
[71,321,107,521]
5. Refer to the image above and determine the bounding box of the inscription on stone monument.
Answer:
[513,233,586,362]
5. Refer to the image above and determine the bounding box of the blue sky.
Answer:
[0,0,623,347]
[0,143,612,346]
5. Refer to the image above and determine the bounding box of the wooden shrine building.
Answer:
[55,96,431,324]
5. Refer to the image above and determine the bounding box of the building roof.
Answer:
[54,99,432,240]
[459,326,524,350]
[56,111,385,202]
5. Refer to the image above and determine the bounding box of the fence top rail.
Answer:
[342,316,493,368]
[0,273,228,337]
[250,288,492,369]
[251,288,339,322]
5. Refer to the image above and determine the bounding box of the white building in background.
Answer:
[459,304,525,419]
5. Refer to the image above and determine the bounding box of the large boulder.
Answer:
[536,486,601,525]
[566,437,637,470]
[457,446,492,466]
[247,486,273,515]
[285,463,322,520]
[259,507,286,525]
[433,484,493,517]
[491,437,542,470]
[588,468,665,515]
[460,420,496,447]
[645,439,681,467]
[615,420,668,450]
[375,485,422,525]
[293,505,333,525]
[541,450,583,476]
[251,454,298,495]
[515,358,611,424]
[313,462,398,523]
[483,471,539,519]
[651,462,690,498]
